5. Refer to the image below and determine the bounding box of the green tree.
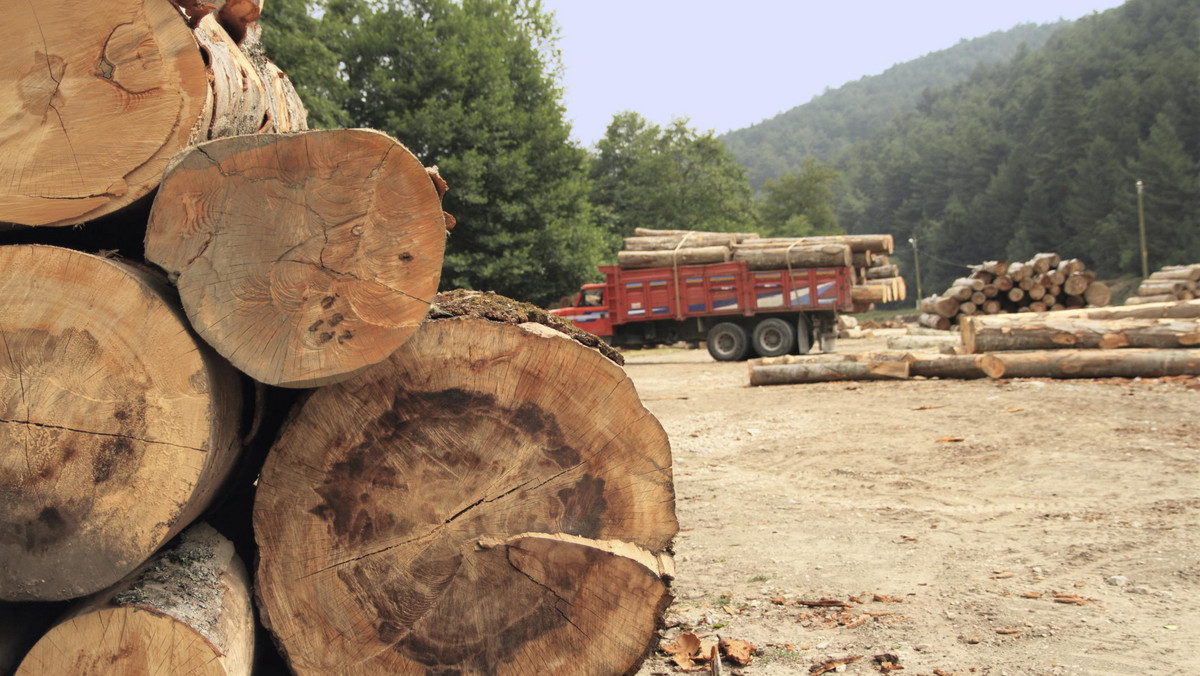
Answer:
[755,159,842,237]
[263,0,605,306]
[590,112,755,238]
[257,0,353,129]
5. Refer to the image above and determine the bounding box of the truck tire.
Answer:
[794,314,812,355]
[706,322,749,361]
[751,318,794,357]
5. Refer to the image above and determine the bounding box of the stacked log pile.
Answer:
[919,254,1112,330]
[1,2,677,674]
[624,228,902,309]
[1125,264,1200,304]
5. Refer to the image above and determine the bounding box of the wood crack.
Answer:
[0,417,211,454]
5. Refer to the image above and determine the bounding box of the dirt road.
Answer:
[627,334,1198,676]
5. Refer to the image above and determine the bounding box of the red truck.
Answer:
[549,261,853,360]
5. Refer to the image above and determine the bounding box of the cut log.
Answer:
[994,275,1014,291]
[947,285,973,302]
[886,335,960,351]
[1030,253,1060,274]
[1125,293,1180,305]
[731,244,852,269]
[1027,284,1046,301]
[619,246,732,268]
[1137,280,1194,296]
[961,315,1200,353]
[982,299,1003,314]
[145,129,447,388]
[733,235,892,253]
[979,348,1200,379]
[749,360,909,385]
[1149,267,1200,282]
[866,264,899,279]
[633,227,759,242]
[907,353,988,379]
[1006,287,1026,303]
[622,233,736,250]
[959,301,978,316]
[0,246,242,601]
[852,285,889,303]
[851,251,875,268]
[1008,262,1032,282]
[1060,300,1200,319]
[254,308,676,675]
[15,523,253,676]
[976,261,1010,276]
[918,314,952,331]
[1084,281,1112,307]
[932,295,961,318]
[1063,273,1090,296]
[1,0,210,226]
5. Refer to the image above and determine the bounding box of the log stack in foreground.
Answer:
[919,254,1111,330]
[1125,264,1200,304]
[1,1,677,672]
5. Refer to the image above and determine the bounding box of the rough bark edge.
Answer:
[428,290,623,365]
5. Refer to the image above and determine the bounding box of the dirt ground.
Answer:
[625,331,1199,676]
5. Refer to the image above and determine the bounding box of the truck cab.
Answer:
[555,284,613,339]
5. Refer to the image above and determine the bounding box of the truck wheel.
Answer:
[751,318,794,357]
[794,314,812,355]
[706,322,749,361]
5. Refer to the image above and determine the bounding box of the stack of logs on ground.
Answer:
[621,228,903,311]
[919,253,1112,330]
[1125,264,1200,304]
[749,299,1200,385]
[0,2,677,674]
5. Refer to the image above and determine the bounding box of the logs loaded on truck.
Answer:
[551,229,899,361]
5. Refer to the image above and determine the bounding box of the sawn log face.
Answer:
[254,317,676,675]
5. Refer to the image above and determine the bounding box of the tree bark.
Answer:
[731,244,852,269]
[253,312,676,675]
[907,353,988,379]
[16,523,253,676]
[961,315,1200,353]
[146,129,448,388]
[1,0,210,227]
[0,246,242,601]
[979,348,1200,379]
[749,360,909,385]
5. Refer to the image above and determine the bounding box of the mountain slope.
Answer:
[721,21,1067,190]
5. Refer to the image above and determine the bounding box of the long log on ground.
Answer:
[907,354,988,379]
[0,246,242,601]
[1137,280,1195,296]
[961,315,1200,353]
[618,245,731,268]
[908,326,957,337]
[1149,266,1200,282]
[145,129,447,388]
[1125,293,1182,305]
[254,295,676,675]
[1049,299,1200,320]
[979,348,1200,379]
[622,233,736,250]
[16,523,253,675]
[731,243,852,269]
[886,335,960,351]
[749,360,909,385]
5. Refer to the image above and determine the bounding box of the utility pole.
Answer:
[1136,180,1148,278]
[908,236,922,308]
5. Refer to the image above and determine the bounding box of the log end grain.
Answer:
[146,129,447,387]
[1,0,210,226]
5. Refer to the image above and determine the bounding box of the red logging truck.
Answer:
[549,261,853,361]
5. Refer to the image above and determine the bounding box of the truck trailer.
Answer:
[550,261,853,360]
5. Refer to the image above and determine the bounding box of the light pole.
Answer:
[1136,180,1148,279]
[909,236,922,308]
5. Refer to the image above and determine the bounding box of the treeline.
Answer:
[722,22,1066,190]
[829,0,1199,295]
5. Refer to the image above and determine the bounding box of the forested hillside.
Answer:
[722,22,1066,190]
[832,0,1199,294]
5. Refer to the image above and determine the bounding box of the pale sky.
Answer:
[544,0,1128,147]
